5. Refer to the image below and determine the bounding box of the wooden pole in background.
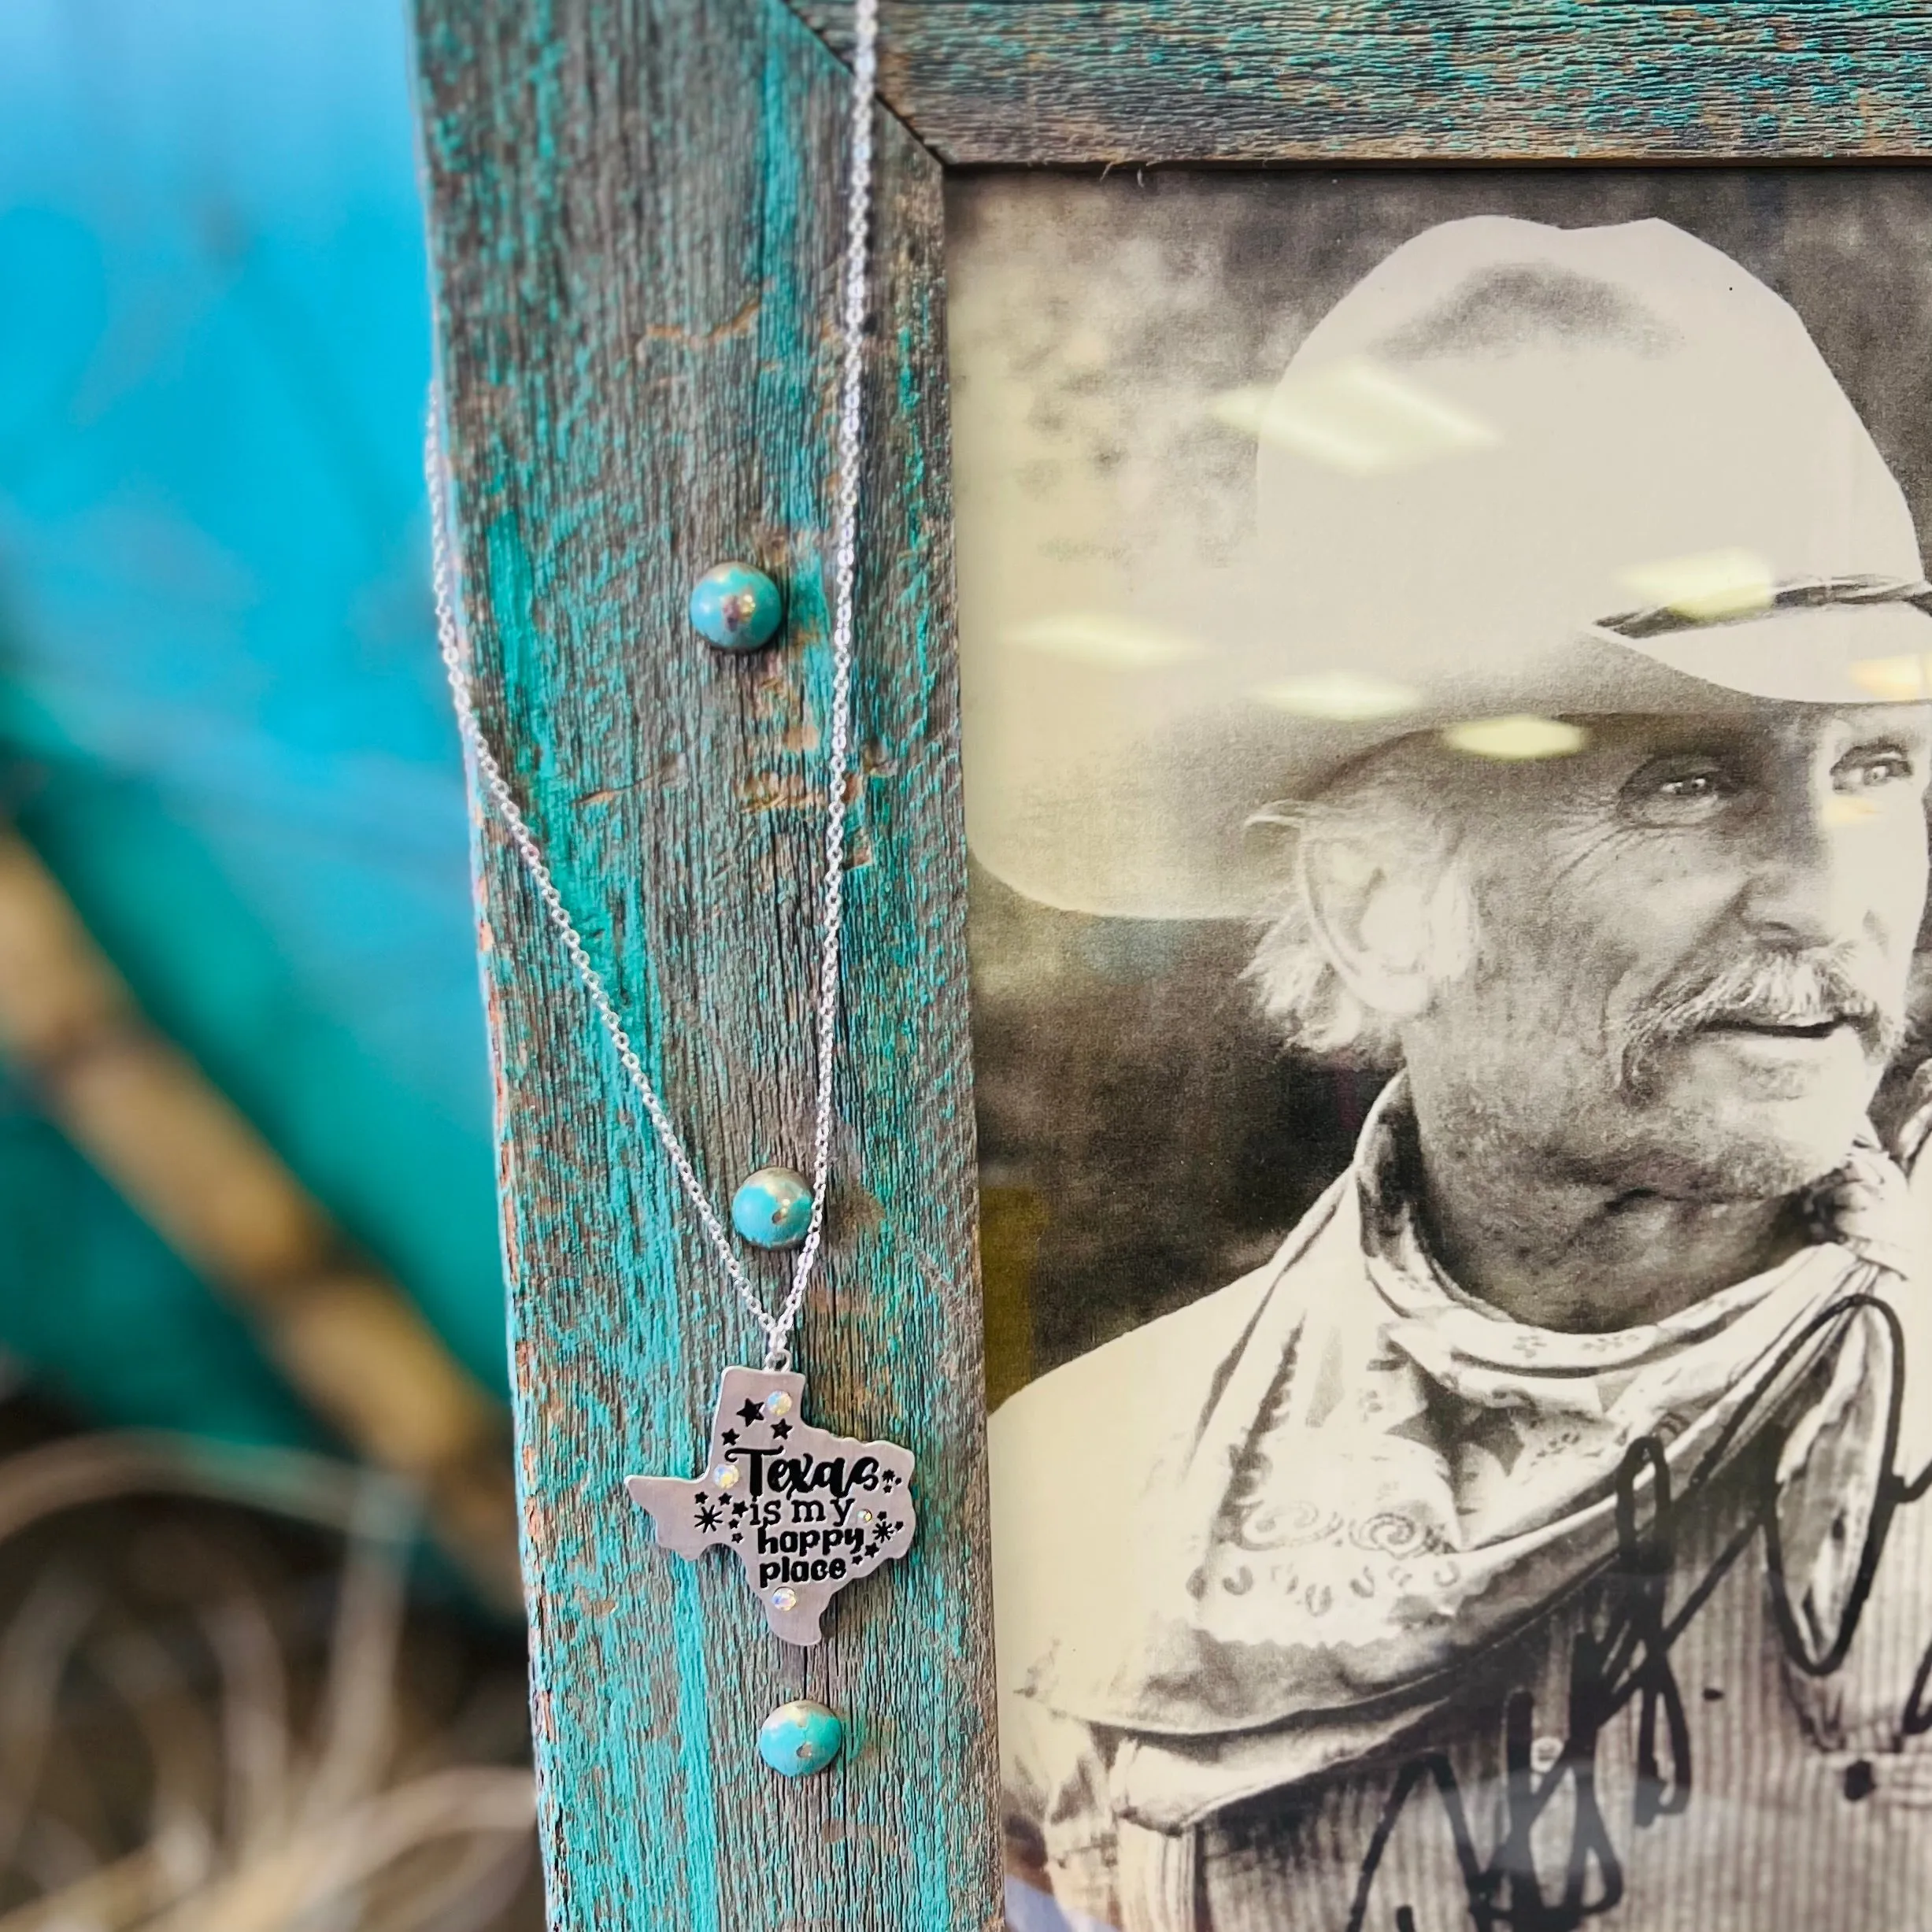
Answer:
[0,826,521,1612]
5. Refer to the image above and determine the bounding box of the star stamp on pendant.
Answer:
[624,1366,916,1645]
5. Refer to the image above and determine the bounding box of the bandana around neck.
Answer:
[1028,1078,1914,1774]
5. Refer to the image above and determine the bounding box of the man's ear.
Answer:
[1299,835,1442,1023]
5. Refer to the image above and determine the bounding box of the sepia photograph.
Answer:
[956,170,1932,1930]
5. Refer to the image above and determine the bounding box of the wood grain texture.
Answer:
[413,1,998,1925]
[791,2,1932,164]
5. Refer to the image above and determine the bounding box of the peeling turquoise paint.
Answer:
[794,1,1932,166]
[416,0,996,1922]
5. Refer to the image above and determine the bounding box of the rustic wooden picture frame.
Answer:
[410,6,1932,1926]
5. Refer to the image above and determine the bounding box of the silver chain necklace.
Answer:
[427,0,910,1769]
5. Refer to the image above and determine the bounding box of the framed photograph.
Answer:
[963,165,1932,1932]
[414,6,1932,1929]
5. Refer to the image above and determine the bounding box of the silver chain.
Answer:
[425,0,880,1372]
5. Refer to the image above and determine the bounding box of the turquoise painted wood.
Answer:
[413,1,998,1925]
[794,1,1932,164]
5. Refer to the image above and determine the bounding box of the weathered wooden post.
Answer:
[414,2,997,1923]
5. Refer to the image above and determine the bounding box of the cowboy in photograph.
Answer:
[989,218,1932,1932]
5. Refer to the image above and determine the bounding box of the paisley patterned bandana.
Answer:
[1034,1079,1915,1756]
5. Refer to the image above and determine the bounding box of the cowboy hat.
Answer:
[960,217,1932,920]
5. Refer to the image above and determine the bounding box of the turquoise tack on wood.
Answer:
[758,1698,845,1777]
[689,561,783,650]
[731,1165,813,1249]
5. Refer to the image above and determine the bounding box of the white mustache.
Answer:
[1619,950,1901,1094]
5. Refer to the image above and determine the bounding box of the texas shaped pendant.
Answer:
[625,1366,916,1645]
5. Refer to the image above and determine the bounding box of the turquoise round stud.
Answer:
[731,1166,813,1249]
[758,1698,844,1778]
[690,562,783,651]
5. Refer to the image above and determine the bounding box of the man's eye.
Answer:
[1655,772,1725,801]
[1619,760,1742,825]
[1843,749,1915,790]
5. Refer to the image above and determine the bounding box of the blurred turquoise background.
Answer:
[0,1,502,1445]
